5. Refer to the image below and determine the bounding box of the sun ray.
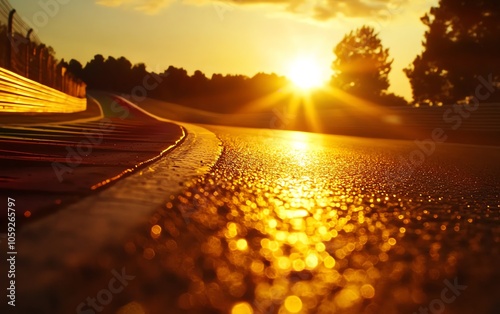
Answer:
[320,85,423,139]
[238,85,295,114]
[301,92,323,134]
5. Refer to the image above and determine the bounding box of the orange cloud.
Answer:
[96,0,409,19]
[96,0,174,14]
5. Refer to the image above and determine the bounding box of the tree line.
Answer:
[64,55,288,113]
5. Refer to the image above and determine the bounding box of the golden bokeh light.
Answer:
[236,238,248,251]
[284,295,303,313]
[231,302,253,314]
[360,284,376,299]
[150,224,162,239]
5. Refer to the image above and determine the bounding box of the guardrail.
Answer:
[385,103,500,131]
[0,67,86,113]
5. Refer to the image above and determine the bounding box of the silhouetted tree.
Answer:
[81,55,146,92]
[169,66,190,98]
[82,54,106,89]
[250,72,287,93]
[129,62,150,90]
[405,0,500,105]
[191,70,208,94]
[331,26,393,99]
[66,59,83,79]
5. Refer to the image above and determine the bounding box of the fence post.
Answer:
[25,29,32,77]
[47,54,53,87]
[61,66,66,92]
[6,9,16,70]
[38,46,45,83]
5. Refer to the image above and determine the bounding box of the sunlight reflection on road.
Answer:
[120,128,499,314]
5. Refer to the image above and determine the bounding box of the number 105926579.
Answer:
[7,197,16,251]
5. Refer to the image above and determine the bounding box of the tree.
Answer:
[103,56,132,91]
[130,63,148,90]
[81,55,144,92]
[405,0,500,105]
[66,59,83,79]
[82,54,106,89]
[331,26,393,99]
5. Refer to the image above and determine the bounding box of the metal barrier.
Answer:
[0,67,86,113]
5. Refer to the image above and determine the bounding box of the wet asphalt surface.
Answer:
[5,124,500,314]
[48,125,499,314]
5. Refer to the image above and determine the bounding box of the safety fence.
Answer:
[0,0,86,113]
[0,67,86,113]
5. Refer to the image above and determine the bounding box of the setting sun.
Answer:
[287,57,325,90]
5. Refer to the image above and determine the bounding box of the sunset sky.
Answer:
[11,0,437,100]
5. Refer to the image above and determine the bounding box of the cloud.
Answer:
[311,0,407,20]
[95,0,409,19]
[219,0,409,20]
[96,0,174,14]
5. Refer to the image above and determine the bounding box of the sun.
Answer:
[287,57,324,90]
